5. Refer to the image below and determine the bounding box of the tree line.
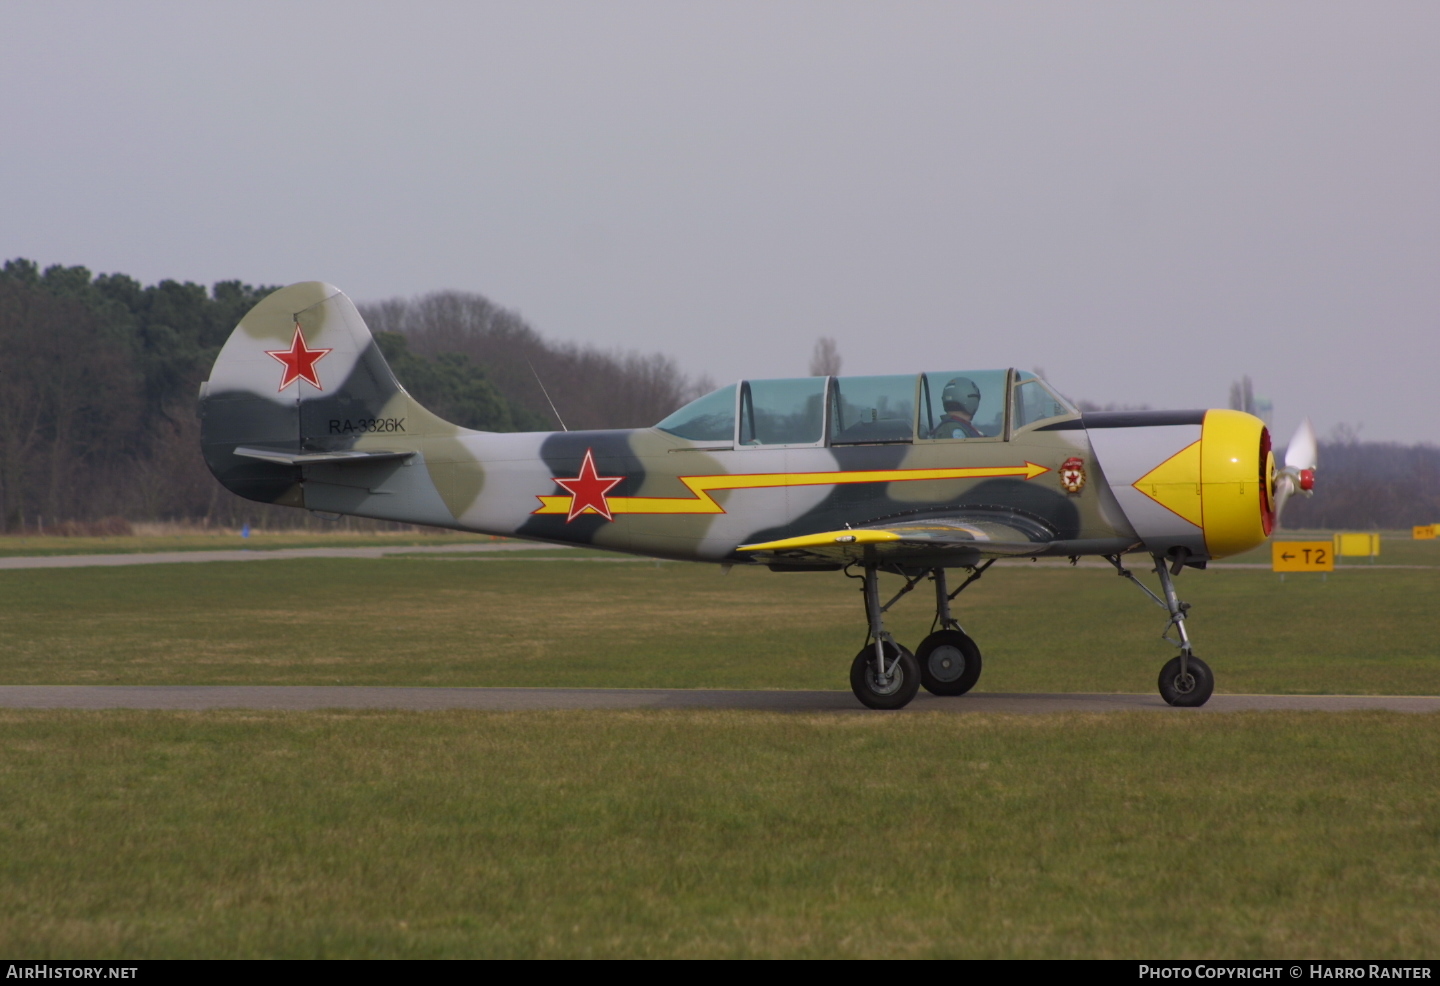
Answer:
[1280,438,1440,531]
[0,257,1433,533]
[0,260,708,532]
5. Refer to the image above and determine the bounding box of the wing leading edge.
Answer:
[737,515,1139,567]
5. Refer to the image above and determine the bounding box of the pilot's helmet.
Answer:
[942,377,981,416]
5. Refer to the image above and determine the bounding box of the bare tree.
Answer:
[810,336,842,377]
[360,290,713,430]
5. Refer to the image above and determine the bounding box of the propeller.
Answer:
[1273,417,1317,519]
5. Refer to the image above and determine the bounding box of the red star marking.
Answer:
[553,449,624,522]
[265,324,332,391]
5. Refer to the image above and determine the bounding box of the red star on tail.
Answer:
[553,449,624,522]
[265,324,332,391]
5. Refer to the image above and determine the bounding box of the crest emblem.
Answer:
[1060,456,1086,495]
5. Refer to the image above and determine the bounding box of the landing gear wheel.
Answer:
[850,642,921,710]
[1158,655,1214,707]
[917,630,983,696]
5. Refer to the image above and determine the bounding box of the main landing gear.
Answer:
[847,561,992,710]
[1105,553,1215,707]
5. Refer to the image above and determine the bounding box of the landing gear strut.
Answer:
[849,564,920,710]
[915,563,989,696]
[846,561,991,709]
[1106,553,1215,707]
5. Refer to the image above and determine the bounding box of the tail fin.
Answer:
[200,282,458,524]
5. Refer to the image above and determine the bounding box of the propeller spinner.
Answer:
[1273,417,1317,518]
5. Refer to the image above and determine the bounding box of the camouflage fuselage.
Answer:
[201,283,1272,569]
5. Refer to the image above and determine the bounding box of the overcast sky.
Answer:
[3,1,1436,444]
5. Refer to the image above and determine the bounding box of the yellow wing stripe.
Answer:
[736,530,901,552]
[534,462,1049,516]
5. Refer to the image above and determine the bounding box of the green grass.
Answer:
[4,526,1437,562]
[2,549,1436,958]
[1,708,1435,958]
[1,557,1436,694]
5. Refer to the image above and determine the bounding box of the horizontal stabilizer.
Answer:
[233,446,416,467]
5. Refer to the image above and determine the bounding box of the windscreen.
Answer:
[655,384,736,442]
[1011,371,1077,430]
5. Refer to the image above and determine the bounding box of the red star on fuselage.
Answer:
[265,324,332,391]
[553,449,624,522]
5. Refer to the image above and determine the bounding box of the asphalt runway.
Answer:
[0,686,1435,713]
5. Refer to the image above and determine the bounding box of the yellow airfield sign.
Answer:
[1415,525,1437,540]
[1334,532,1380,558]
[1272,541,1334,572]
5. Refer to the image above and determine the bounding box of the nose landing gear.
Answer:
[1106,553,1215,707]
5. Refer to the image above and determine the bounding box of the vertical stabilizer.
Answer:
[200,282,454,523]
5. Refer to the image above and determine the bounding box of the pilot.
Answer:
[929,377,984,438]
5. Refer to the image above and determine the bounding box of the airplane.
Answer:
[199,282,1318,710]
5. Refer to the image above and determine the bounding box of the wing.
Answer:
[736,513,1139,568]
[737,513,1047,567]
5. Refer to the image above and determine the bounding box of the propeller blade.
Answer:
[1274,474,1295,518]
[1284,417,1317,472]
[1274,417,1317,522]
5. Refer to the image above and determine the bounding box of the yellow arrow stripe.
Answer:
[533,462,1049,516]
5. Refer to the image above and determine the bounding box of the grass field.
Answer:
[1,536,1436,958]
[1,549,1436,694]
[2,525,1433,561]
[1,708,1436,959]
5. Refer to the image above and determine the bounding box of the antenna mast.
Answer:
[526,357,568,432]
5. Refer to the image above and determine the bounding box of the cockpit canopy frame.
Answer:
[655,369,1077,448]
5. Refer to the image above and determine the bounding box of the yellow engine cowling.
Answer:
[1121,409,1275,561]
[1197,409,1275,558]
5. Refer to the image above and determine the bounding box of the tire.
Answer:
[850,641,921,710]
[1158,655,1214,707]
[916,630,983,696]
